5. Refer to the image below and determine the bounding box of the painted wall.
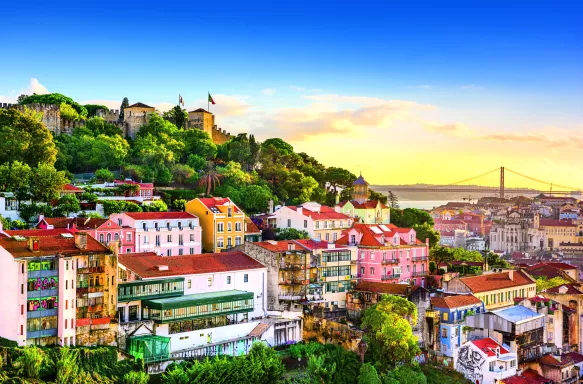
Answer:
[0,248,24,345]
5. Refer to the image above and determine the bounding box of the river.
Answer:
[397,200,465,210]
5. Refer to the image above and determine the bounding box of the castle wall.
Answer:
[124,107,155,139]
[211,125,232,144]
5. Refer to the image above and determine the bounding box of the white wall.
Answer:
[0,249,24,345]
[271,207,315,237]
[58,257,78,346]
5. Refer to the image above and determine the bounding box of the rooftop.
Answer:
[470,337,510,357]
[493,305,544,324]
[196,197,242,214]
[119,251,266,278]
[0,230,110,258]
[352,281,421,296]
[430,294,483,309]
[142,290,253,310]
[459,270,534,293]
[501,369,553,384]
[126,102,154,109]
[123,212,198,220]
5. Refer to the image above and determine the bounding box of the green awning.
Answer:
[119,277,184,288]
[143,290,254,310]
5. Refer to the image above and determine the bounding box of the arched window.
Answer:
[99,234,104,243]
[114,233,119,241]
[106,233,112,244]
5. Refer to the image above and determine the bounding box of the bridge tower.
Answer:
[500,167,505,199]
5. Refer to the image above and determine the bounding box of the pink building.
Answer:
[109,212,202,256]
[336,223,429,287]
[36,217,137,254]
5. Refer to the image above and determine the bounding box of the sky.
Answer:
[1,0,582,187]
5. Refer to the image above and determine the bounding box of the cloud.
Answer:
[303,94,437,110]
[0,78,49,103]
[190,94,250,117]
[408,85,432,89]
[460,84,484,90]
[422,121,475,138]
[262,88,276,96]
[153,102,175,113]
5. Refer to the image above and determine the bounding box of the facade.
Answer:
[110,212,201,256]
[244,217,262,243]
[489,211,544,253]
[123,102,155,139]
[346,282,431,347]
[187,108,232,144]
[527,354,578,384]
[465,305,545,364]
[185,197,245,253]
[336,223,430,286]
[430,294,485,358]
[455,338,518,384]
[0,229,118,347]
[116,251,301,360]
[0,192,20,221]
[525,262,579,282]
[539,219,579,251]
[544,284,583,352]
[268,202,353,242]
[443,270,537,310]
[335,174,391,224]
[37,216,137,254]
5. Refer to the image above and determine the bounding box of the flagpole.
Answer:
[207,92,209,112]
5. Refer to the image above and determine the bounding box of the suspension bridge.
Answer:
[374,167,582,198]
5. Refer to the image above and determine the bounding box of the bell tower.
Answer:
[352,173,369,204]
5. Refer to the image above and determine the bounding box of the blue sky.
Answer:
[1,0,582,185]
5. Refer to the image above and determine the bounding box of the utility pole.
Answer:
[500,167,505,199]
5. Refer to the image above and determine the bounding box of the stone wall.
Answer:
[96,108,120,122]
[211,126,232,144]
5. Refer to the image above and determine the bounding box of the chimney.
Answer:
[75,232,88,250]
[27,237,40,252]
[288,243,295,251]
[157,265,169,271]
[508,269,514,281]
[297,206,303,215]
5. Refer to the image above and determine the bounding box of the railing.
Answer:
[278,295,303,301]
[78,266,104,274]
[412,256,428,262]
[412,271,428,277]
[382,274,400,280]
[88,305,104,313]
[381,259,399,265]
[280,279,309,285]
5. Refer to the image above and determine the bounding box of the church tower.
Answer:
[352,173,369,204]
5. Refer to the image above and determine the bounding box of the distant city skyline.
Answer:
[1,1,581,186]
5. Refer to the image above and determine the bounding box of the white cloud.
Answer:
[153,102,175,113]
[0,78,49,103]
[262,88,276,96]
[408,85,432,89]
[189,94,250,117]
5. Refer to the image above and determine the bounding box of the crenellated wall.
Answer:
[211,125,232,144]
[96,109,120,122]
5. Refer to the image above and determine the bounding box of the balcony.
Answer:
[278,295,303,301]
[78,266,104,274]
[381,274,399,280]
[412,256,428,262]
[118,277,185,302]
[412,271,428,277]
[88,304,104,313]
[381,259,400,265]
[279,279,309,286]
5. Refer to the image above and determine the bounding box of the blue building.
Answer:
[430,294,485,357]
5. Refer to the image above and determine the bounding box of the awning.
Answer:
[143,290,253,310]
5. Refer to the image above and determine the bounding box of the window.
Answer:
[228,207,233,217]
[351,235,356,244]
[207,277,212,286]
[227,276,231,284]
[318,234,321,240]
[167,249,172,256]
[360,267,365,275]
[189,248,194,254]
[155,235,160,246]
[179,249,184,255]
[188,280,192,289]
[333,233,337,241]
[127,233,132,242]
[190,234,194,241]
[227,237,232,248]
[99,234,104,243]
[142,223,147,231]
[443,312,449,321]
[167,234,172,243]
[217,223,224,232]
[441,328,447,338]
[235,222,242,231]
[360,252,365,259]
[370,267,375,275]
[489,361,495,372]
[244,274,248,283]
[227,222,232,232]
[315,221,320,229]
[235,237,241,246]
[370,252,375,260]
[304,220,308,228]
[179,234,183,245]
[217,237,224,248]
[114,233,119,241]
[287,219,291,228]
[325,233,329,241]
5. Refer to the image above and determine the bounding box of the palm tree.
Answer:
[198,162,221,196]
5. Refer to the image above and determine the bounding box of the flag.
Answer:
[179,94,184,106]
[208,93,216,105]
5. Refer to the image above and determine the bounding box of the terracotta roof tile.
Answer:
[126,102,153,109]
[501,369,552,384]
[538,354,574,367]
[244,217,261,234]
[197,197,242,213]
[287,205,351,220]
[470,337,509,357]
[119,251,266,278]
[431,294,483,309]
[546,284,583,295]
[248,323,270,337]
[460,271,534,293]
[0,230,110,258]
[61,184,83,192]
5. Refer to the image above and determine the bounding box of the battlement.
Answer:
[211,125,232,144]
[1,102,61,112]
[96,108,120,121]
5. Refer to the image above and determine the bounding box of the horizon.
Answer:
[1,0,581,187]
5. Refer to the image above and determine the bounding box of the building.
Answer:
[455,337,518,384]
[123,102,155,139]
[544,284,583,352]
[0,229,118,347]
[525,262,579,283]
[539,219,578,251]
[346,282,431,347]
[430,294,485,358]
[117,251,302,360]
[0,192,20,221]
[110,212,202,256]
[465,305,545,364]
[335,174,391,224]
[185,197,245,253]
[268,202,353,242]
[527,354,578,384]
[499,369,553,384]
[489,211,544,253]
[37,216,136,254]
[443,270,537,310]
[59,184,84,197]
[233,239,357,312]
[186,108,232,144]
[244,217,262,243]
[336,223,430,286]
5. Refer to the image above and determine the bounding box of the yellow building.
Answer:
[539,219,578,250]
[443,270,536,310]
[185,197,245,253]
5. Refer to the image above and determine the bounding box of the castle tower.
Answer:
[352,173,369,204]
[123,102,155,139]
[187,108,215,136]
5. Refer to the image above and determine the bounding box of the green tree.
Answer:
[60,102,83,121]
[359,363,381,384]
[361,295,420,370]
[162,105,188,129]
[368,190,388,204]
[19,93,88,118]
[173,199,187,211]
[91,134,130,168]
[486,252,510,269]
[83,104,110,117]
[383,365,427,384]
[535,276,571,292]
[30,163,69,203]
[171,164,196,184]
[325,167,357,194]
[84,116,123,136]
[183,129,217,160]
[451,248,483,262]
[429,246,454,265]
[240,184,276,213]
[95,168,115,182]
[387,191,399,208]
[412,222,440,248]
[119,97,129,121]
[54,194,81,216]
[0,107,58,167]
[198,162,221,195]
[0,161,33,200]
[429,261,437,274]
[275,228,310,240]
[15,345,50,379]
[143,200,168,212]
[187,153,207,172]
[219,161,252,185]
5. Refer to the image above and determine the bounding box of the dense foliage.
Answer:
[390,208,440,247]
[19,93,88,119]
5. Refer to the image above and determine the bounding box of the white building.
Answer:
[455,338,518,384]
[0,193,20,221]
[117,251,302,361]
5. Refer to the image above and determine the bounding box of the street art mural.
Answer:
[27,277,59,291]
[456,344,485,383]
[27,296,58,312]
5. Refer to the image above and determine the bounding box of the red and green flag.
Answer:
[208,93,216,105]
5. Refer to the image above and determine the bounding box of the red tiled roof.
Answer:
[287,205,350,220]
[245,217,261,234]
[471,337,510,357]
[546,284,583,295]
[126,102,153,109]
[539,219,576,227]
[460,271,534,293]
[565,352,583,364]
[538,354,574,367]
[248,323,270,337]
[352,281,420,296]
[61,184,83,192]
[197,197,242,213]
[431,294,483,309]
[526,263,577,280]
[0,231,110,258]
[41,217,75,228]
[123,212,198,220]
[351,200,389,209]
[7,228,74,237]
[252,240,303,252]
[119,251,266,278]
[501,369,552,384]
[113,180,154,189]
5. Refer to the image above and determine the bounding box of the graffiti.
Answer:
[456,344,485,383]
[28,277,58,291]
[27,296,58,312]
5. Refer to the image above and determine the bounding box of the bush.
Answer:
[121,370,149,384]
[95,169,115,182]
[15,345,49,379]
